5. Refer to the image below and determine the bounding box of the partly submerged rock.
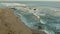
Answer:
[0,8,32,34]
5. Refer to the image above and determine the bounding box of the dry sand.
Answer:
[0,8,33,34]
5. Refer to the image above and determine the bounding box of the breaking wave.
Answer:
[0,3,60,34]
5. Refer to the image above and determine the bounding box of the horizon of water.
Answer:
[0,1,60,8]
[0,1,60,34]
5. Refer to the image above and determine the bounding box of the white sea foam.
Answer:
[0,3,60,34]
[0,3,28,7]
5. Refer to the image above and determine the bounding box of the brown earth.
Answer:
[0,8,46,34]
[0,8,33,34]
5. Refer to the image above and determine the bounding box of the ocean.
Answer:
[0,1,60,34]
[1,1,60,8]
[19,1,60,8]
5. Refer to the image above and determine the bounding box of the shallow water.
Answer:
[13,7,60,34]
[0,2,60,34]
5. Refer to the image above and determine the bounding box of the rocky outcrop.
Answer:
[0,8,32,34]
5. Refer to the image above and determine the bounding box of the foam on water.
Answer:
[12,5,60,34]
[0,3,60,34]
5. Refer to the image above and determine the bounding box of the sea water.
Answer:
[0,1,60,34]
